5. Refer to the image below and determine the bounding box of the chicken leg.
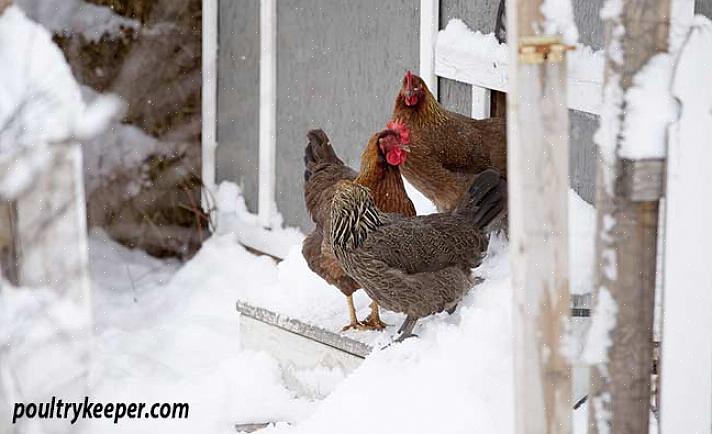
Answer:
[341,294,367,331]
[362,301,387,330]
[394,315,418,342]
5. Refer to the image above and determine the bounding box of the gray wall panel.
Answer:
[276,1,419,230]
[217,0,260,212]
[569,110,598,204]
[574,0,605,49]
[696,0,712,18]
[439,78,472,116]
[440,0,499,33]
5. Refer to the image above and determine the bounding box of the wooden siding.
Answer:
[217,0,260,212]
[274,0,420,230]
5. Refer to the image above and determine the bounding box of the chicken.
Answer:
[388,71,507,212]
[302,128,415,331]
[330,169,506,342]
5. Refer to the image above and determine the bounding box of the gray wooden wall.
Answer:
[216,0,711,230]
[217,0,260,213]
[274,0,419,231]
[437,0,603,204]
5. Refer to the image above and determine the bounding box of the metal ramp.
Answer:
[237,295,591,362]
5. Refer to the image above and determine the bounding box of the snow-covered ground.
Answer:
[65,184,596,434]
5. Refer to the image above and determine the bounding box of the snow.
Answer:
[438,19,507,64]
[82,113,161,195]
[593,0,625,178]
[541,0,579,44]
[438,19,603,88]
[0,5,119,199]
[582,288,617,368]
[16,0,140,41]
[619,53,678,160]
[2,179,597,433]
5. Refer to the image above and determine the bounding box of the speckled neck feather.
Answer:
[331,186,383,250]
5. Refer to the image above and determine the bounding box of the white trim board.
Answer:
[258,0,277,228]
[419,0,439,98]
[201,0,218,211]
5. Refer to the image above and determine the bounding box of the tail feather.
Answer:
[454,169,507,229]
[304,129,343,182]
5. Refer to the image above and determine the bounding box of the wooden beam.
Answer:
[419,0,439,98]
[258,0,277,228]
[434,39,602,115]
[507,0,572,432]
[201,0,218,212]
[470,85,491,120]
[587,0,671,432]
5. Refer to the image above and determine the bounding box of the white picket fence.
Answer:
[421,1,711,431]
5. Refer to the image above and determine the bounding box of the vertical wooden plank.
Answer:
[659,16,712,433]
[470,85,491,120]
[420,0,439,98]
[0,202,17,283]
[507,0,572,432]
[587,0,670,432]
[15,145,91,305]
[201,0,218,211]
[258,0,277,228]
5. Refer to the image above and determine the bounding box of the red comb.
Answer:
[405,70,414,88]
[387,120,410,145]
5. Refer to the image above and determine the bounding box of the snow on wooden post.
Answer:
[14,144,91,304]
[507,0,572,432]
[587,0,671,432]
[659,17,712,433]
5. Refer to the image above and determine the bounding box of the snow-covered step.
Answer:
[237,301,369,399]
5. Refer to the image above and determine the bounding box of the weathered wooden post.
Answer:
[507,0,572,432]
[587,0,670,432]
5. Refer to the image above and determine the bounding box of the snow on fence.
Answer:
[0,143,92,432]
[432,18,603,120]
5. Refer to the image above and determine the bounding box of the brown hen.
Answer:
[302,129,415,331]
[331,169,507,342]
[389,71,507,212]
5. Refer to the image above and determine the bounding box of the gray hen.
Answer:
[331,169,507,342]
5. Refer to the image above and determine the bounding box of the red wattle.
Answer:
[386,149,405,166]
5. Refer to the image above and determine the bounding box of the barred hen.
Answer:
[331,169,506,341]
[389,71,507,212]
[302,129,415,331]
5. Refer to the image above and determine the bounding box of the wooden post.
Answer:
[419,0,439,98]
[507,0,572,432]
[659,15,712,433]
[587,0,670,433]
[14,144,91,304]
[258,0,277,228]
[201,0,218,211]
[0,202,17,284]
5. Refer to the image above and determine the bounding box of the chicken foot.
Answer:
[361,301,387,330]
[394,315,418,342]
[341,294,367,331]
